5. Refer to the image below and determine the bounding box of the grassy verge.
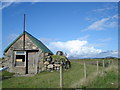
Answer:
[75,65,118,88]
[2,60,98,88]
[2,59,118,88]
[87,65,118,88]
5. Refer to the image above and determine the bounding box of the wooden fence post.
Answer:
[102,60,105,74]
[97,60,99,74]
[109,60,111,66]
[84,61,87,79]
[103,60,105,68]
[60,65,63,88]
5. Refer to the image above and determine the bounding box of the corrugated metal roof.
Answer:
[4,31,53,54]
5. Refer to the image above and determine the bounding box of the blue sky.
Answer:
[1,2,118,58]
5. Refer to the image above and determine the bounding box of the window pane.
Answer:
[15,55,25,66]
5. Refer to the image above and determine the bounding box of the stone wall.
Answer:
[4,34,44,74]
[12,67,26,74]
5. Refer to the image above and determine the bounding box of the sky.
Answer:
[1,1,118,58]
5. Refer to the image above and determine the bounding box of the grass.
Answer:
[86,65,118,88]
[2,59,118,88]
[2,71,14,77]
[2,71,15,80]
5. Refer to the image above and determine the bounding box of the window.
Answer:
[14,51,26,66]
[15,55,25,66]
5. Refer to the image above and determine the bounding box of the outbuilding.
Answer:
[3,31,53,74]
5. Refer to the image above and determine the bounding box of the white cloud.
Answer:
[82,18,109,31]
[82,15,117,31]
[93,5,117,12]
[93,7,112,12]
[0,2,13,10]
[97,37,112,42]
[48,39,102,58]
[47,39,118,58]
[89,43,106,47]
[0,0,21,10]
[112,14,118,19]
[85,17,97,22]
[106,22,117,28]
[96,50,118,58]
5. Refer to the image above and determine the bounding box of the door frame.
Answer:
[26,50,39,74]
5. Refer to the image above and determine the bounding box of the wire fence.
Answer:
[60,59,118,88]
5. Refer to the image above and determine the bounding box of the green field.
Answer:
[1,59,118,88]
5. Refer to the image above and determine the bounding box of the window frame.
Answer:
[14,51,26,67]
